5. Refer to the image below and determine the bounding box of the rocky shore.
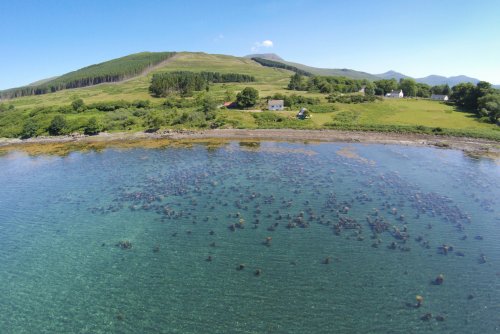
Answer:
[1,129,499,159]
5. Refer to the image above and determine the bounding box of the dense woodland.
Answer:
[0,52,176,99]
[373,78,442,98]
[149,71,255,97]
[451,81,500,123]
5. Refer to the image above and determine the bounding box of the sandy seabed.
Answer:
[0,129,499,160]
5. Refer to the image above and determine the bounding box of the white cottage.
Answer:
[385,90,404,98]
[430,94,449,101]
[268,99,284,111]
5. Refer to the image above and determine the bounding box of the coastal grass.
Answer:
[1,99,498,141]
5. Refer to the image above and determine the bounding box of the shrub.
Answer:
[252,112,314,129]
[163,98,197,108]
[327,94,378,104]
[197,94,218,117]
[236,87,259,108]
[48,115,67,135]
[20,119,40,138]
[331,111,361,124]
[134,100,150,108]
[87,100,130,112]
[71,99,85,112]
[308,104,336,113]
[144,111,166,130]
[58,105,75,114]
[132,109,148,117]
[84,117,103,135]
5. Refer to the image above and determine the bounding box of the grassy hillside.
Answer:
[1,53,296,110]
[0,52,175,99]
[0,52,498,141]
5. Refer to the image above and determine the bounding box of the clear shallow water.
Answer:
[0,141,499,333]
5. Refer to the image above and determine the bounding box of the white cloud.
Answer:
[213,34,224,42]
[261,40,273,47]
[251,40,274,52]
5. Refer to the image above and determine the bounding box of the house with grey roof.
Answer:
[385,90,404,98]
[268,99,284,111]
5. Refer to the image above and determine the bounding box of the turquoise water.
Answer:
[0,141,499,333]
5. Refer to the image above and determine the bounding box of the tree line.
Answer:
[372,78,452,98]
[288,73,371,94]
[252,57,312,76]
[0,52,176,99]
[451,82,499,124]
[289,74,456,98]
[149,71,255,97]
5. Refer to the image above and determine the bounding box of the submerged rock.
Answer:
[116,240,132,250]
[433,274,444,285]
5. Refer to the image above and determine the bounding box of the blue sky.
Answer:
[1,0,499,89]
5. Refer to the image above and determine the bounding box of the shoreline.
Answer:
[1,129,499,159]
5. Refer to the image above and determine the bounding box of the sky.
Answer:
[0,0,499,89]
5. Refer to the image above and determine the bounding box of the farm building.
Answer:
[386,90,404,98]
[430,94,449,101]
[268,99,284,111]
[221,101,237,108]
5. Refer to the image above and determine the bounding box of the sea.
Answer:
[0,140,498,333]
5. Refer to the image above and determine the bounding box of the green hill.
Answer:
[0,52,176,99]
[1,52,294,109]
[0,51,498,141]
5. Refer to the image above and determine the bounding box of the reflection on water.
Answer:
[0,142,499,333]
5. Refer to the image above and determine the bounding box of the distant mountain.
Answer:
[249,54,493,86]
[415,75,480,87]
[375,71,483,87]
[376,71,410,81]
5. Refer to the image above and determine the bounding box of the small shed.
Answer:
[221,101,236,108]
[296,107,310,119]
[268,99,284,111]
[385,90,404,98]
[430,94,449,101]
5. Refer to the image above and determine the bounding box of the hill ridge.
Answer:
[1,51,498,98]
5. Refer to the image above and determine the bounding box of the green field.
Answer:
[0,52,498,140]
